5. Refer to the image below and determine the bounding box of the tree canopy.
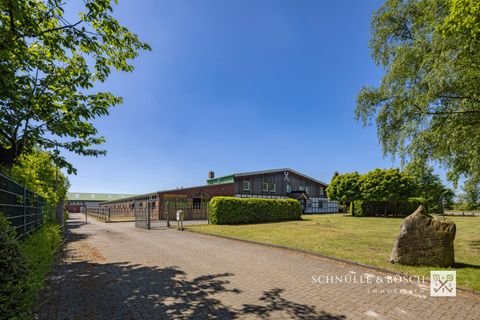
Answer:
[359,168,415,202]
[458,177,480,210]
[0,0,151,173]
[11,150,70,221]
[327,168,415,202]
[328,166,454,213]
[402,160,454,211]
[356,0,480,184]
[326,172,362,204]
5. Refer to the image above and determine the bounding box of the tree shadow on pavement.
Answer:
[241,288,345,319]
[62,222,92,243]
[38,261,345,319]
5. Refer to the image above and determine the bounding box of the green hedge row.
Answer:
[351,198,425,217]
[208,197,302,224]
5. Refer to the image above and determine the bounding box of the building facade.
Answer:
[207,168,336,213]
[99,168,338,214]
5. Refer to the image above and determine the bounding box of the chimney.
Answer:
[208,171,215,179]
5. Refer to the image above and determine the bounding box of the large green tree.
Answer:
[326,171,362,206]
[356,0,480,184]
[358,168,415,202]
[459,177,480,210]
[403,160,454,212]
[0,0,150,173]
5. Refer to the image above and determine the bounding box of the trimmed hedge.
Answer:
[209,197,302,224]
[351,198,425,217]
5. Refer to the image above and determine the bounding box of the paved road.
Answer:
[38,213,480,319]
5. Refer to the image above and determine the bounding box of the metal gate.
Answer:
[134,200,160,229]
[135,198,208,230]
[134,207,148,229]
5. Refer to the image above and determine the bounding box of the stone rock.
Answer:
[390,206,456,267]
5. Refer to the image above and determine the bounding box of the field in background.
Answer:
[188,214,480,292]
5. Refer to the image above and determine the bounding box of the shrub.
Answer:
[0,215,62,319]
[209,197,302,224]
[0,214,27,320]
[351,198,425,217]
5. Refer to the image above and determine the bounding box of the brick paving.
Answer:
[38,213,480,319]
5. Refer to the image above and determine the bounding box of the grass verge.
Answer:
[188,214,480,292]
[18,224,63,319]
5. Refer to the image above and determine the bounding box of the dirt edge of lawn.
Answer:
[183,227,480,298]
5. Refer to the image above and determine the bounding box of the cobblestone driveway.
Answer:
[38,213,480,319]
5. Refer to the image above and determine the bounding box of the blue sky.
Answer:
[65,0,417,194]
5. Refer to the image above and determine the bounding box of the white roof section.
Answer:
[66,192,137,201]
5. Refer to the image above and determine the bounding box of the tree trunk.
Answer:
[0,146,16,172]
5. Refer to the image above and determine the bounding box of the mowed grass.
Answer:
[188,214,480,292]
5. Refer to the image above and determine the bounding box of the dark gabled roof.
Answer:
[232,168,328,186]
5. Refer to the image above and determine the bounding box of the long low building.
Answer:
[100,168,338,214]
[66,192,136,213]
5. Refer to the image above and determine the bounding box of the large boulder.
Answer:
[390,206,456,267]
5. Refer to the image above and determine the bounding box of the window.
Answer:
[270,183,276,193]
[193,198,202,209]
[299,185,305,191]
[319,187,325,196]
[242,181,250,191]
[286,184,291,193]
[305,186,311,194]
[262,182,269,192]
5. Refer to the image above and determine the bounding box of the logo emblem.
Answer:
[430,271,456,297]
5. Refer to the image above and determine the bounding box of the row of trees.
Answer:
[326,163,454,214]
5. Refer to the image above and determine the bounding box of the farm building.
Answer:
[66,192,136,213]
[100,168,338,214]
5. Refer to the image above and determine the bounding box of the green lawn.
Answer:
[188,214,480,292]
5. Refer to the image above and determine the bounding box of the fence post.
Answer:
[108,208,111,223]
[166,201,170,227]
[147,204,151,230]
[207,202,210,224]
[35,195,39,230]
[23,186,27,235]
